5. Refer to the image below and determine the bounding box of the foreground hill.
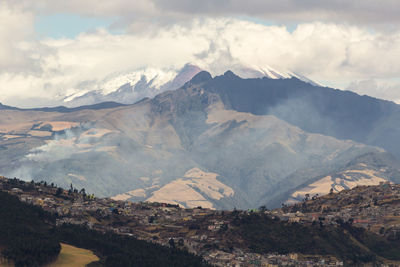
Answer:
[0,182,209,267]
[0,71,399,208]
[2,177,400,266]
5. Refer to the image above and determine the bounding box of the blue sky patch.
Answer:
[35,13,118,39]
[239,16,298,32]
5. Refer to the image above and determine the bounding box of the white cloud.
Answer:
[0,3,37,73]
[347,79,400,104]
[1,7,400,107]
[15,0,400,29]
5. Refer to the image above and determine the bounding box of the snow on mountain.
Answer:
[101,68,177,95]
[222,63,319,86]
[63,63,317,107]
[63,64,202,107]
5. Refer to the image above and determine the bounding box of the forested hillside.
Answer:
[0,191,60,266]
[0,190,209,267]
[228,212,400,265]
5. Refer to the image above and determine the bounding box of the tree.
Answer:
[148,216,155,224]
[169,238,175,248]
[379,227,385,235]
[55,188,63,197]
[220,224,228,232]
[258,205,267,212]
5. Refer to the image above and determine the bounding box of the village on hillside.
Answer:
[280,181,400,238]
[2,176,400,266]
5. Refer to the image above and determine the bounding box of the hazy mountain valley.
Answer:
[0,71,399,210]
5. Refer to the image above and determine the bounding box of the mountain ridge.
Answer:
[61,63,319,108]
[0,70,399,209]
[190,70,400,158]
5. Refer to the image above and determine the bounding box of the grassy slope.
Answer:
[47,243,99,267]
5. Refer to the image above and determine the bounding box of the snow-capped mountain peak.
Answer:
[63,63,316,107]
[63,64,202,107]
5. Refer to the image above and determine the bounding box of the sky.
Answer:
[1,0,400,107]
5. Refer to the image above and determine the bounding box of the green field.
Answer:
[46,243,99,267]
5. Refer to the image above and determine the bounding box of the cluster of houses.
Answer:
[203,250,343,267]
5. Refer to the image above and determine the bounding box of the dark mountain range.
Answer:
[0,101,126,113]
[194,70,400,158]
[0,71,399,209]
[61,63,316,108]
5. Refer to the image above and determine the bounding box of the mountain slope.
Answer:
[197,71,400,158]
[272,152,400,207]
[0,71,399,209]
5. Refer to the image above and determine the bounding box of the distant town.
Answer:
[2,176,400,266]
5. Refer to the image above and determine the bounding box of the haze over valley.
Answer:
[0,69,399,209]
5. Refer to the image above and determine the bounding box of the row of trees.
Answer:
[2,178,93,200]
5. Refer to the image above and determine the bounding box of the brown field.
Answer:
[0,259,13,267]
[46,243,99,267]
